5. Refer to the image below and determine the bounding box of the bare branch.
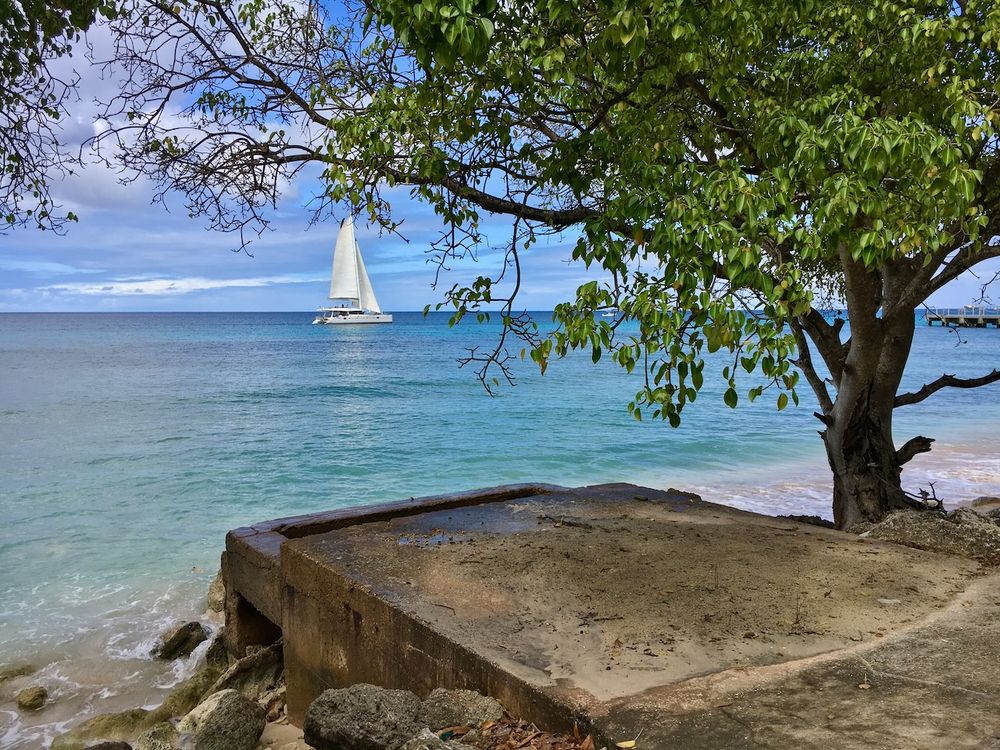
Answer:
[895,369,1000,408]
[896,435,935,466]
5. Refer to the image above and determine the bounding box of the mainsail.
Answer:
[327,217,382,313]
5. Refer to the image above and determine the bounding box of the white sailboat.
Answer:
[313,217,392,325]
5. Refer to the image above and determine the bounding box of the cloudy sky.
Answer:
[1,20,996,314]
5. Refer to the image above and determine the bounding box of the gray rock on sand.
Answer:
[83,742,133,750]
[400,728,477,750]
[971,495,1000,510]
[153,621,209,660]
[304,683,423,750]
[16,685,48,711]
[134,722,180,750]
[864,507,1000,564]
[206,571,225,614]
[417,688,503,731]
[178,688,265,750]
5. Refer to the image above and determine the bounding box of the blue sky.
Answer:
[0,169,594,312]
[0,22,996,313]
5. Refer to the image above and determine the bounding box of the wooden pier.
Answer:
[927,306,1000,327]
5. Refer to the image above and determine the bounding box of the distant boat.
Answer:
[313,217,392,325]
[600,309,618,318]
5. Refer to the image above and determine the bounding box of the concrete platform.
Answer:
[224,483,1000,749]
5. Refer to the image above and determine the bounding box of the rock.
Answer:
[178,688,265,750]
[51,708,153,750]
[16,685,48,711]
[260,683,286,722]
[401,728,477,750]
[0,663,37,682]
[778,514,835,529]
[207,571,225,614]
[84,743,133,750]
[153,622,209,660]
[304,683,423,750]
[53,658,224,749]
[417,688,504,731]
[205,640,282,700]
[148,661,225,723]
[134,722,180,750]
[865,508,1000,564]
[203,634,230,671]
[971,495,1000,510]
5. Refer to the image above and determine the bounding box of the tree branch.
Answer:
[790,319,834,414]
[896,435,935,466]
[895,369,1000,408]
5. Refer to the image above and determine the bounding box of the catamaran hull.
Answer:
[313,313,393,325]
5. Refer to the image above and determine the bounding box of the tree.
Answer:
[96,0,1000,528]
[1,0,113,230]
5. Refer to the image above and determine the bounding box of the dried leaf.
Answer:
[615,729,644,748]
[580,735,596,750]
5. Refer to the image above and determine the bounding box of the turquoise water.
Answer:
[1,311,998,746]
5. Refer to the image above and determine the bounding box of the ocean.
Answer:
[1,311,998,747]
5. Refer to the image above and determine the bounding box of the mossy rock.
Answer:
[51,662,223,750]
[51,708,152,750]
[149,663,224,723]
[135,721,180,750]
[16,685,48,711]
[0,663,37,683]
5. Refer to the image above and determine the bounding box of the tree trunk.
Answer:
[817,293,919,529]
[823,399,910,529]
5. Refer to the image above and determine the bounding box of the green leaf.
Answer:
[724,388,738,409]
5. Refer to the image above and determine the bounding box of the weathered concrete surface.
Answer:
[225,483,999,749]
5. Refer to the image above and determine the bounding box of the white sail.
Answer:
[328,218,360,303]
[314,215,391,324]
[355,240,381,313]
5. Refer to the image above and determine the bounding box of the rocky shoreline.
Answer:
[5,498,1000,750]
[10,568,599,750]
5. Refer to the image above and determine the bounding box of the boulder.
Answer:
[204,640,282,700]
[16,685,48,711]
[304,683,423,750]
[134,722,180,750]
[178,688,265,750]
[83,743,133,750]
[153,622,209,660]
[401,728,477,750]
[864,508,1000,564]
[417,688,504,731]
[207,571,225,614]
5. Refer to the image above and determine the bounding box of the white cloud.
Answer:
[0,259,106,275]
[42,273,324,296]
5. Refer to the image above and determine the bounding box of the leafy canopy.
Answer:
[1,0,115,229]
[316,0,996,421]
